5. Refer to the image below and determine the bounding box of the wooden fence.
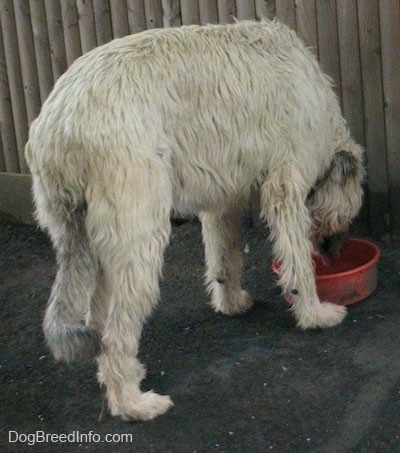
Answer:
[0,0,399,237]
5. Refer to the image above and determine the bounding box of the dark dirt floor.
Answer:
[1,219,399,452]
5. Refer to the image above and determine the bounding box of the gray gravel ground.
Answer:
[1,219,399,452]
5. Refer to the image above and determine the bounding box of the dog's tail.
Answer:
[30,164,101,364]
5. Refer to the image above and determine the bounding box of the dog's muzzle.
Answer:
[318,232,349,258]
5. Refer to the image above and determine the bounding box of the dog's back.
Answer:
[26,20,347,216]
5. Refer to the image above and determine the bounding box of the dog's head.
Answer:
[306,143,365,257]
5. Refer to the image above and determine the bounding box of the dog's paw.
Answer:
[44,323,101,363]
[114,391,173,422]
[212,288,254,316]
[292,301,347,329]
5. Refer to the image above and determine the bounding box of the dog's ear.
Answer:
[330,150,361,185]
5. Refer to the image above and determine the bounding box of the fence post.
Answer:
[358,0,390,239]
[93,0,113,45]
[0,0,29,173]
[30,0,54,103]
[379,0,400,237]
[14,0,41,125]
[217,0,236,23]
[316,0,341,101]
[76,0,97,53]
[199,0,218,24]
[0,19,19,173]
[110,1,130,38]
[45,0,68,80]
[180,0,200,25]
[128,0,147,32]
[144,0,163,29]
[295,0,318,56]
[60,0,82,66]
[255,0,275,20]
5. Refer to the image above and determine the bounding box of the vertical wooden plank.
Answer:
[199,0,218,24]
[29,0,54,102]
[358,0,390,238]
[255,0,275,20]
[0,19,19,173]
[236,0,256,20]
[127,0,147,32]
[162,0,181,27]
[0,130,5,172]
[127,0,146,33]
[180,0,200,25]
[316,0,341,100]
[144,0,163,29]
[93,0,113,45]
[379,0,400,237]
[295,0,318,56]
[336,0,368,230]
[0,0,29,173]
[336,0,364,144]
[45,0,68,80]
[14,0,41,123]
[76,0,98,53]
[110,1,130,38]
[275,0,296,30]
[60,0,82,66]
[217,0,236,23]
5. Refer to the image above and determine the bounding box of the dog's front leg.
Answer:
[260,172,347,329]
[200,210,253,315]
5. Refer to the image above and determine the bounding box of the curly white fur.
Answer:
[26,20,364,421]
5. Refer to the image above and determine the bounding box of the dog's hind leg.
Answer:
[88,164,173,421]
[95,237,173,421]
[32,176,100,363]
[199,211,253,315]
[260,168,347,329]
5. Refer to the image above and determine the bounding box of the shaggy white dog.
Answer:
[26,20,364,421]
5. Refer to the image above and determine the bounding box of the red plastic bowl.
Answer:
[272,238,381,306]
